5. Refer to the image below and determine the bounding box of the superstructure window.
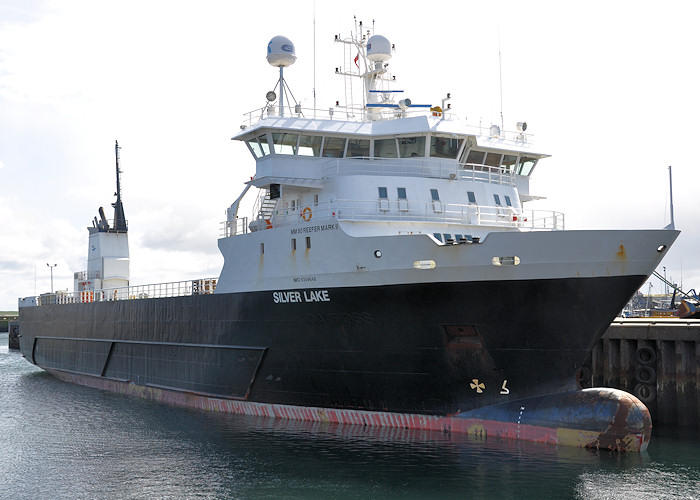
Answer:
[504,195,512,206]
[430,189,440,201]
[467,191,477,204]
[397,187,407,200]
[516,157,538,176]
[272,133,298,155]
[347,138,370,158]
[306,237,311,249]
[494,194,502,206]
[466,150,486,165]
[374,138,398,158]
[484,152,502,167]
[298,135,322,156]
[321,137,346,158]
[378,187,388,199]
[258,134,271,155]
[502,155,517,172]
[430,136,462,159]
[398,137,425,158]
[247,138,265,158]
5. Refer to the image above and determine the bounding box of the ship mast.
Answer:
[112,140,127,232]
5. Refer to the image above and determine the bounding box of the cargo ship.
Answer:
[18,26,679,451]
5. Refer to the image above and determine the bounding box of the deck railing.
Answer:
[221,199,564,237]
[31,278,218,307]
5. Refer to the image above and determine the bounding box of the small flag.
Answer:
[354,53,359,67]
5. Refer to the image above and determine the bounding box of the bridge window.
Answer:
[247,137,265,158]
[272,133,298,155]
[298,135,322,156]
[504,195,512,206]
[466,150,486,165]
[485,152,502,167]
[516,157,538,176]
[494,194,502,206]
[430,136,462,159]
[502,155,517,172]
[322,137,346,158]
[258,134,271,155]
[347,138,370,158]
[374,138,398,158]
[467,191,477,204]
[398,137,425,158]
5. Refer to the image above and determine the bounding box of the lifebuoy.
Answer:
[635,346,656,366]
[265,219,272,229]
[301,206,312,222]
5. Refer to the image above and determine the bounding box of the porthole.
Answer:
[374,250,382,258]
[657,245,667,253]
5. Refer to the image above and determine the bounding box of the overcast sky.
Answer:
[1,0,698,310]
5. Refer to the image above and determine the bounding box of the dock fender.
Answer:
[634,365,656,385]
[633,383,657,404]
[634,346,656,366]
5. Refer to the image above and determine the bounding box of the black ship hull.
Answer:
[19,274,652,450]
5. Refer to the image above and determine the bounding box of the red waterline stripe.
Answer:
[46,370,643,450]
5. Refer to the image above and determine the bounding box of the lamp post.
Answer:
[47,263,57,293]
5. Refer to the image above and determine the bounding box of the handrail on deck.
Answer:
[30,278,218,307]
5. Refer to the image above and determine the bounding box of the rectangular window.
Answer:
[467,191,476,204]
[502,155,518,172]
[272,132,298,155]
[430,136,462,159]
[291,238,296,251]
[398,136,426,158]
[516,157,538,176]
[321,137,346,158]
[260,242,265,255]
[258,134,271,155]
[378,187,388,199]
[484,152,502,167]
[504,195,512,206]
[433,233,443,242]
[305,236,311,249]
[313,194,319,206]
[397,187,407,200]
[247,138,264,158]
[347,138,370,158]
[466,150,485,165]
[430,189,440,201]
[494,194,501,206]
[374,138,398,158]
[298,135,322,156]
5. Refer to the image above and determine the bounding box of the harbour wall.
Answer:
[581,318,700,428]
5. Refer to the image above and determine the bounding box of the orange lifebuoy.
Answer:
[301,207,312,222]
[265,219,272,229]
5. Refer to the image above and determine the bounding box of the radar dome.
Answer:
[267,36,296,67]
[366,35,392,62]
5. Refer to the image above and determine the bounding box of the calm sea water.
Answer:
[2,332,698,499]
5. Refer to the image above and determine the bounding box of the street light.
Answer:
[47,263,57,293]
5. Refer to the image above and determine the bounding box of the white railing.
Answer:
[34,278,218,306]
[221,199,564,237]
[240,104,456,127]
[322,158,515,186]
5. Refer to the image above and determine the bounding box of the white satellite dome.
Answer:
[267,36,296,67]
[366,35,392,62]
